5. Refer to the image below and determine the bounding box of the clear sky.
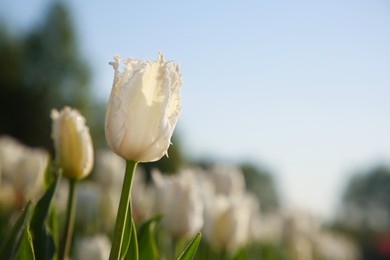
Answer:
[1,0,390,220]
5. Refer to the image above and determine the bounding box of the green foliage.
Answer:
[0,202,32,260]
[30,178,59,260]
[177,232,202,260]
[0,2,106,150]
[15,228,35,260]
[333,165,390,259]
[124,219,139,260]
[120,204,133,259]
[337,165,390,232]
[232,249,246,260]
[240,163,280,212]
[137,215,162,260]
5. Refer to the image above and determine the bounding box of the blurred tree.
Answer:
[0,2,104,150]
[188,158,280,212]
[333,165,390,260]
[337,166,390,232]
[240,163,280,212]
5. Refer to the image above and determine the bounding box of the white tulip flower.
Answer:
[203,195,251,253]
[93,150,125,189]
[211,164,246,197]
[152,169,203,239]
[74,234,111,260]
[105,53,182,162]
[131,169,156,225]
[0,136,48,207]
[51,107,94,181]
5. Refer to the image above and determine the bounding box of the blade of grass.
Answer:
[0,202,32,259]
[177,232,201,260]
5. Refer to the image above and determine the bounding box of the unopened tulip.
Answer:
[51,107,94,181]
[105,53,182,162]
[152,169,203,239]
[0,136,48,207]
[203,195,251,253]
[211,164,246,196]
[74,234,111,260]
[93,150,125,189]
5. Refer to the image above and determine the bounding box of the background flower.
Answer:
[152,169,203,239]
[0,136,48,209]
[51,106,94,180]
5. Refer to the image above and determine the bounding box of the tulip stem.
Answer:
[109,160,138,260]
[59,179,77,260]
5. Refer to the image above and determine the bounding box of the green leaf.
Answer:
[177,232,202,260]
[15,228,35,260]
[43,160,54,190]
[232,248,246,260]
[124,218,139,260]
[47,206,59,252]
[30,177,59,260]
[137,215,162,260]
[0,202,32,260]
[119,203,132,259]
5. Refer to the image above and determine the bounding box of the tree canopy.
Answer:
[0,2,99,150]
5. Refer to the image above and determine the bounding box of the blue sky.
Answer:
[1,0,390,219]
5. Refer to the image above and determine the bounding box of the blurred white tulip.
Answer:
[203,195,252,253]
[210,164,246,197]
[0,136,25,178]
[99,190,121,233]
[131,169,155,225]
[0,182,15,213]
[54,180,69,215]
[92,150,125,189]
[73,234,111,260]
[0,136,48,208]
[314,230,360,260]
[281,209,320,260]
[250,212,283,244]
[152,169,203,239]
[105,53,182,162]
[75,182,102,234]
[93,150,155,229]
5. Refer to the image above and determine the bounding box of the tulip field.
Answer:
[0,136,360,260]
[1,0,389,258]
[0,53,361,260]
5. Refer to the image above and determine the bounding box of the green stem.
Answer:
[109,160,138,260]
[59,179,77,260]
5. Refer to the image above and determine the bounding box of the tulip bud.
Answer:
[203,195,251,253]
[105,53,182,162]
[152,169,203,239]
[51,106,94,181]
[211,164,246,196]
[0,136,49,207]
[74,234,111,260]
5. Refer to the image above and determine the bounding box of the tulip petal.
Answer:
[51,107,93,180]
[105,53,182,162]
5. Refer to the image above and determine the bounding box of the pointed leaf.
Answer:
[0,202,32,260]
[124,218,138,260]
[15,228,35,260]
[30,177,59,260]
[43,160,54,190]
[47,205,59,251]
[177,232,202,260]
[138,215,162,260]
